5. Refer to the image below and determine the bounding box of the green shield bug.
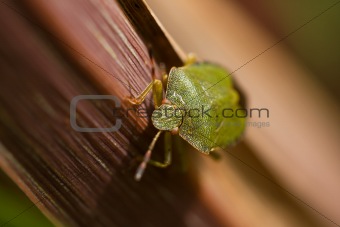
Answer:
[129,55,245,181]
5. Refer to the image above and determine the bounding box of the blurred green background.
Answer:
[238,0,340,99]
[0,171,53,226]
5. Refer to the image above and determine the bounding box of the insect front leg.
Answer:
[127,45,164,107]
[127,78,163,107]
[127,81,153,105]
[147,131,172,168]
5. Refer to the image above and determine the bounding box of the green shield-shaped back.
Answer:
[165,63,245,153]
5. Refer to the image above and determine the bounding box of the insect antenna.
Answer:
[135,130,163,181]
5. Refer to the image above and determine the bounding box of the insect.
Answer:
[129,54,245,181]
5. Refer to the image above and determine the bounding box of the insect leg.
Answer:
[184,53,197,65]
[127,78,163,107]
[147,131,172,168]
[127,81,153,105]
[135,130,163,181]
[162,73,168,88]
[128,46,164,107]
[152,79,163,108]
[209,149,222,160]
